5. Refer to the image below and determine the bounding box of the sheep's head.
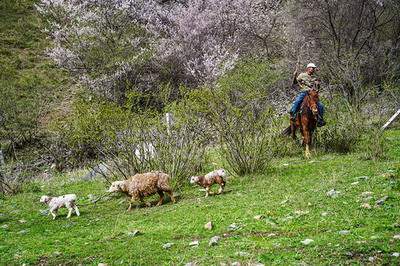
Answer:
[108,181,126,193]
[215,169,226,177]
[40,195,50,204]
[189,176,200,184]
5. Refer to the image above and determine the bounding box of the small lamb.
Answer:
[190,169,226,197]
[40,194,80,220]
[108,171,175,211]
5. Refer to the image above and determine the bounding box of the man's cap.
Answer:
[307,63,317,68]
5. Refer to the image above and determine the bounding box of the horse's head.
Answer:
[308,88,319,116]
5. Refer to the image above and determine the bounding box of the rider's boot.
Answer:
[290,111,296,122]
[317,115,326,127]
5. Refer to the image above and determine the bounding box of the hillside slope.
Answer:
[0,0,70,155]
[0,130,399,265]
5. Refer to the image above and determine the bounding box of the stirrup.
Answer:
[317,116,326,127]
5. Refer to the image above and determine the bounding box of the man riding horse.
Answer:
[290,63,325,127]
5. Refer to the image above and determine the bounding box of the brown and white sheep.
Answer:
[40,194,80,220]
[108,171,175,211]
[190,169,226,197]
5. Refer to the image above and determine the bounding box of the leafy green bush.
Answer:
[176,60,283,175]
[358,128,387,161]
[97,111,208,187]
[315,100,364,153]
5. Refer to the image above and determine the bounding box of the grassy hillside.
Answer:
[0,0,70,156]
[0,130,399,265]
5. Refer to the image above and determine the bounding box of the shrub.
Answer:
[0,162,31,195]
[315,99,365,153]
[96,110,208,188]
[180,60,283,175]
[358,128,387,161]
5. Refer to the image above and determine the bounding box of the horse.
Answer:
[283,86,320,158]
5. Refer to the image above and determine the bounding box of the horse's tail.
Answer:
[282,125,292,136]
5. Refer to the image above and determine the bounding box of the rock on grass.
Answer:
[163,243,174,249]
[204,221,213,230]
[209,236,220,246]
[189,240,199,247]
[326,189,340,198]
[301,239,314,245]
[338,230,350,235]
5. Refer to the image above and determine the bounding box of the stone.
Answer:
[392,252,400,257]
[18,229,28,235]
[351,181,359,186]
[254,215,264,220]
[163,243,174,249]
[361,203,372,209]
[280,199,289,204]
[235,251,250,257]
[301,239,314,245]
[98,263,108,266]
[189,240,199,247]
[326,189,340,198]
[228,223,240,231]
[204,221,213,230]
[127,230,141,237]
[294,210,309,216]
[375,196,389,206]
[368,257,375,262]
[88,194,96,201]
[231,262,241,266]
[18,219,27,224]
[361,191,373,197]
[338,230,350,235]
[209,236,221,246]
[40,209,49,216]
[267,233,277,237]
[282,163,289,166]
[252,264,265,266]
[321,212,328,217]
[393,234,400,240]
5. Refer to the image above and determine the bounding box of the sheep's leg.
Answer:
[165,190,176,204]
[50,209,57,220]
[156,191,164,206]
[66,202,73,218]
[74,205,80,216]
[217,184,224,194]
[67,208,72,219]
[205,187,210,197]
[127,197,134,212]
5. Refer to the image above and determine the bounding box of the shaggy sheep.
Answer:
[190,169,226,197]
[108,171,175,211]
[40,194,80,220]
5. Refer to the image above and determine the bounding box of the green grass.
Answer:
[0,0,71,156]
[1,130,399,265]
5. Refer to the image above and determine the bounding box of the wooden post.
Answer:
[165,112,173,135]
[381,108,400,130]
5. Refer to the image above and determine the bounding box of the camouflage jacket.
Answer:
[296,72,318,91]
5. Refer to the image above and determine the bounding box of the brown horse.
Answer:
[283,87,320,158]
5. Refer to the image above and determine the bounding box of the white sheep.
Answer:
[40,194,80,220]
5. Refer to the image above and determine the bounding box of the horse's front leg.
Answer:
[302,127,311,159]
